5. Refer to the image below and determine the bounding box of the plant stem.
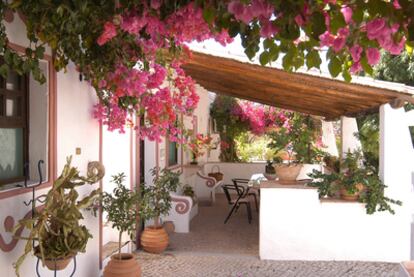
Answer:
[118,231,122,260]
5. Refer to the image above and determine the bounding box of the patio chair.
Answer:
[195,171,223,203]
[221,184,252,224]
[232,178,259,212]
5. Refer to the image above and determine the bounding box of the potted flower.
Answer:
[102,173,141,277]
[140,167,181,253]
[309,151,402,214]
[187,133,212,165]
[13,157,103,276]
[268,114,325,182]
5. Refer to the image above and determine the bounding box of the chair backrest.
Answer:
[232,178,249,197]
[221,184,237,204]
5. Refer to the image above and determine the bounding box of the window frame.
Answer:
[165,114,183,170]
[0,43,56,199]
[0,71,30,186]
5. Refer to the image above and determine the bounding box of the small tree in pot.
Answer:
[102,173,141,277]
[267,114,325,182]
[140,167,180,253]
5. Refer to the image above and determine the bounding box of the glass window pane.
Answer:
[6,71,21,91]
[168,141,178,166]
[0,128,24,182]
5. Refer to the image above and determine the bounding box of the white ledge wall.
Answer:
[260,186,411,262]
[260,103,413,262]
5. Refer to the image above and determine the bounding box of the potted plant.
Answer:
[182,184,197,204]
[101,173,141,277]
[264,160,277,180]
[187,133,212,165]
[268,114,325,182]
[140,167,180,253]
[309,151,402,214]
[12,157,103,276]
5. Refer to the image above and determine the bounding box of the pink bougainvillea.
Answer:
[94,3,231,141]
[90,0,410,143]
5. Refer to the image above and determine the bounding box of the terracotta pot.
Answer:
[42,255,74,271]
[141,226,169,254]
[103,253,141,277]
[339,183,365,201]
[274,164,302,183]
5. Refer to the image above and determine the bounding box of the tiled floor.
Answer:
[136,194,399,277]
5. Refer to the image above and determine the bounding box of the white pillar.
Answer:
[321,120,339,157]
[379,104,414,259]
[340,116,362,157]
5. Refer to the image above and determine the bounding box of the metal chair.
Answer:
[221,184,252,224]
[232,178,259,212]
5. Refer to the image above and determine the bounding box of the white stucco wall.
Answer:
[260,186,411,262]
[0,16,102,277]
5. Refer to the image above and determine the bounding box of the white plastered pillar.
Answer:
[340,116,362,157]
[321,120,339,157]
[379,103,414,260]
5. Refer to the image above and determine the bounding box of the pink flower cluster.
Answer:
[228,0,278,38]
[94,3,232,141]
[365,18,405,55]
[231,101,291,135]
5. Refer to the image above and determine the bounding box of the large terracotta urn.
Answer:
[141,226,169,254]
[103,253,141,277]
[273,164,302,183]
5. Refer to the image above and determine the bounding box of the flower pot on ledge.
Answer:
[339,183,365,201]
[273,164,302,183]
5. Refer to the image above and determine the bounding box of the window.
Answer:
[0,61,50,190]
[167,140,178,167]
[0,70,28,185]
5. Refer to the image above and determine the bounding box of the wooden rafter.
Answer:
[183,51,414,119]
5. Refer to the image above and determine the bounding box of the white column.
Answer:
[340,116,362,157]
[321,120,339,157]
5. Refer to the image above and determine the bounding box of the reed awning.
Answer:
[183,51,414,119]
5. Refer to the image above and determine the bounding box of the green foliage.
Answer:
[267,114,325,164]
[356,114,380,171]
[210,95,248,162]
[309,151,402,214]
[140,167,181,228]
[235,133,270,162]
[374,51,414,86]
[13,157,103,277]
[101,173,140,258]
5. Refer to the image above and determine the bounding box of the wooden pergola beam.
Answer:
[183,51,414,118]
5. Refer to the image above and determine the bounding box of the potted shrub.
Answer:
[102,173,141,277]
[268,114,325,182]
[13,157,103,276]
[264,160,277,180]
[140,167,180,253]
[309,151,402,214]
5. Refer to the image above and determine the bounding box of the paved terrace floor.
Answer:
[136,194,399,276]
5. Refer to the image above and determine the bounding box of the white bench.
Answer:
[162,192,198,233]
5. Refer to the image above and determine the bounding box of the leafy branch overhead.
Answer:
[0,0,413,138]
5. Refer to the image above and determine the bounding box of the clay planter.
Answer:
[141,226,169,254]
[103,253,141,277]
[339,183,365,201]
[273,164,302,183]
[39,255,74,271]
